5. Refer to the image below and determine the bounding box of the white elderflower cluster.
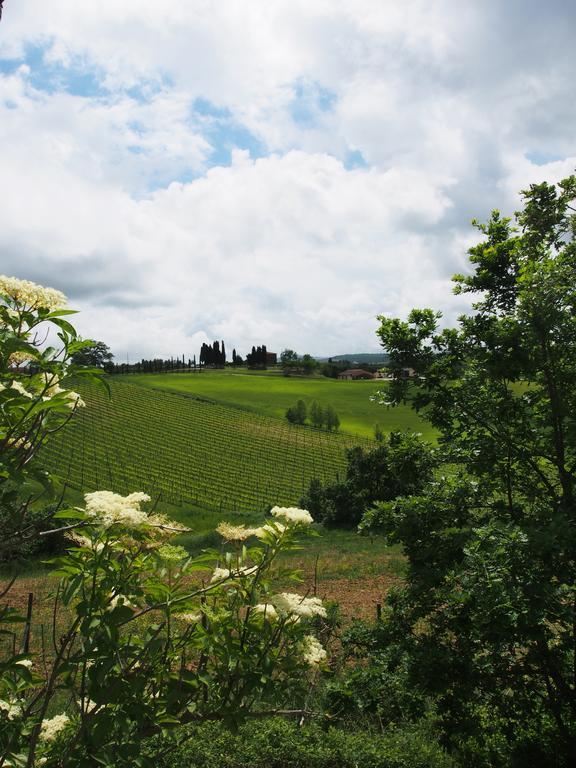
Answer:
[0,275,67,310]
[84,491,151,528]
[253,603,278,620]
[39,713,70,742]
[216,522,260,541]
[0,380,33,398]
[300,635,327,667]
[271,593,327,619]
[0,699,21,720]
[255,521,287,539]
[178,612,202,624]
[41,373,85,409]
[210,565,258,582]
[270,507,313,526]
[8,350,34,366]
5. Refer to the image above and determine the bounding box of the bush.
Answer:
[149,718,454,768]
[301,432,435,526]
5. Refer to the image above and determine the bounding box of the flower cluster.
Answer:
[300,635,327,667]
[253,603,278,620]
[211,565,258,582]
[7,350,34,367]
[39,713,70,742]
[0,275,67,311]
[178,612,202,624]
[0,698,21,720]
[84,491,152,528]
[271,593,327,619]
[270,507,313,525]
[255,521,287,538]
[216,522,260,541]
[41,373,85,409]
[0,380,33,398]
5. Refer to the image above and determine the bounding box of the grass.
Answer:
[126,369,436,441]
[0,523,404,662]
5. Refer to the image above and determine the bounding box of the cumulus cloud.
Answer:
[0,0,575,358]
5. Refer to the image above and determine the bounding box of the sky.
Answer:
[0,1,575,360]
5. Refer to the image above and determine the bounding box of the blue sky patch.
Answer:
[526,150,565,166]
[344,149,368,170]
[192,98,266,166]
[289,79,337,128]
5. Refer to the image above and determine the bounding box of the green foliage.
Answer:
[70,340,114,370]
[0,485,66,561]
[302,431,435,526]
[147,717,454,768]
[323,404,340,432]
[323,618,430,727]
[0,497,328,767]
[310,400,324,428]
[368,176,576,766]
[285,399,307,425]
[0,275,105,561]
[281,350,317,376]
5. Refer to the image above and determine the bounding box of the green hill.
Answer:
[126,370,431,440]
[40,379,372,514]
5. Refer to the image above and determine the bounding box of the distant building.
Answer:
[266,351,278,365]
[337,368,374,380]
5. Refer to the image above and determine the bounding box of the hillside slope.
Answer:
[40,380,372,513]
[126,370,433,439]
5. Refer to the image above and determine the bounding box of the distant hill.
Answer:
[316,353,389,365]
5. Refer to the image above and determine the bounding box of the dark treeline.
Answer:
[109,355,198,374]
[199,340,226,366]
[246,345,268,368]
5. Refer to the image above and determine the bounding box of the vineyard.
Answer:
[39,379,372,513]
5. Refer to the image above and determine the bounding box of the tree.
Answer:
[285,399,307,425]
[323,404,340,431]
[300,354,318,376]
[364,176,576,765]
[71,341,114,370]
[309,401,324,429]
[280,349,298,375]
[302,431,434,526]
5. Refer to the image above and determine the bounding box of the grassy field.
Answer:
[0,526,404,665]
[127,369,435,440]
[39,379,373,514]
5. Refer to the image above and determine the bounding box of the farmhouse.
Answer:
[337,368,374,380]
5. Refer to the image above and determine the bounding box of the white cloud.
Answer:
[0,0,574,359]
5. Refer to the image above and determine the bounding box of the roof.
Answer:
[338,368,373,376]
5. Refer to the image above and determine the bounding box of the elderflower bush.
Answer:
[0,494,328,767]
[0,275,104,559]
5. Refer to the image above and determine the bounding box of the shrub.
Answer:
[148,718,454,768]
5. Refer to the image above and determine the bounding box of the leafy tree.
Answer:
[302,431,435,526]
[285,399,307,425]
[309,401,324,429]
[0,275,105,560]
[323,404,340,432]
[364,176,576,765]
[300,354,318,375]
[71,340,114,370]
